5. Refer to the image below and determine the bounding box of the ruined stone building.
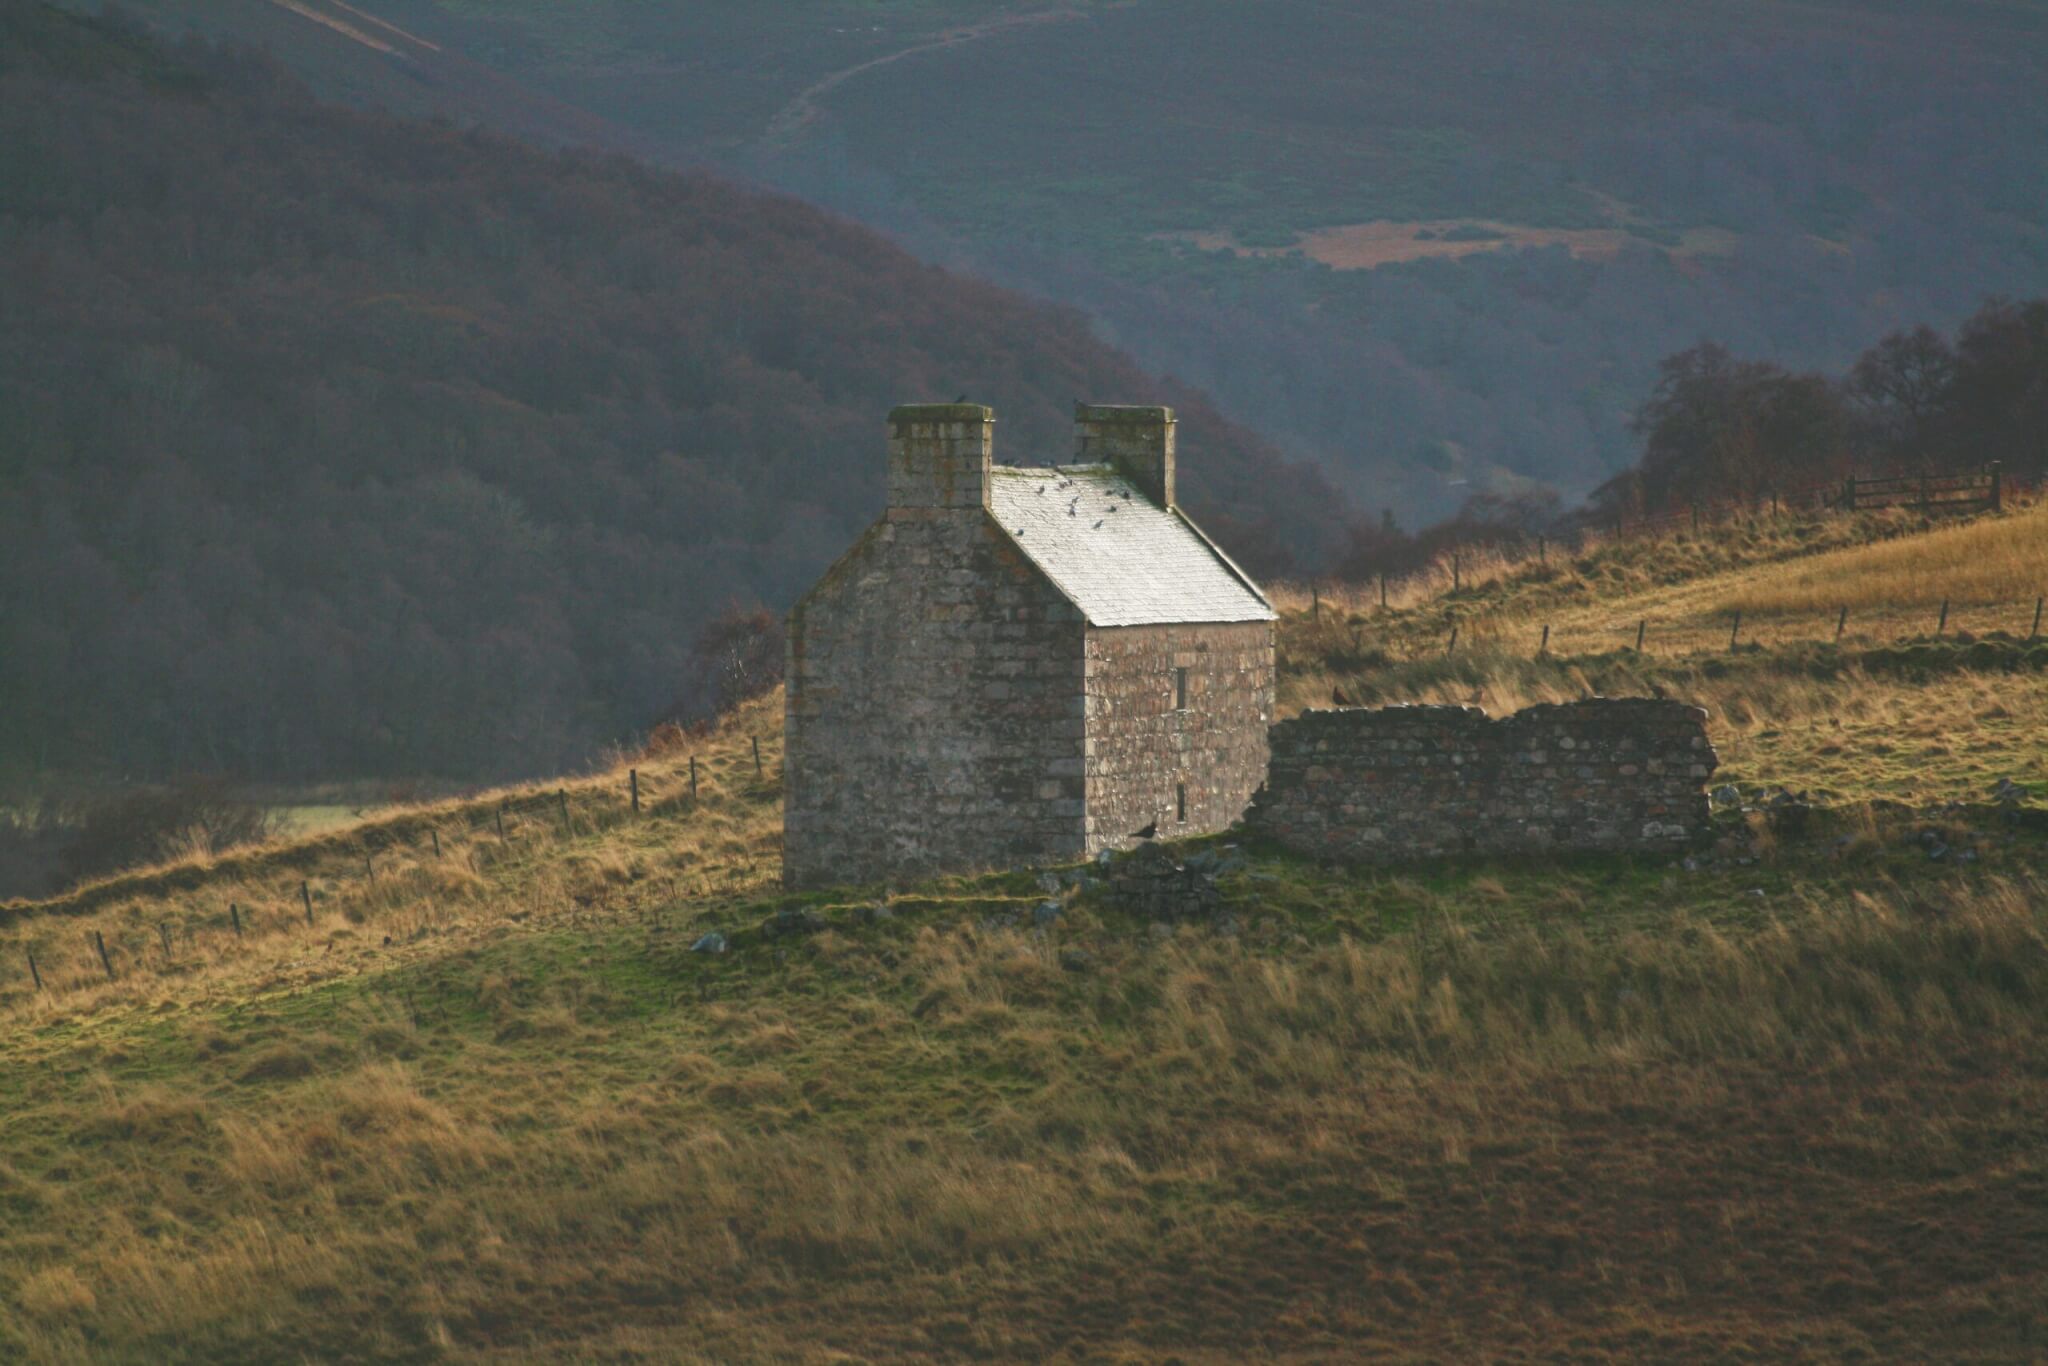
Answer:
[783,403,1276,890]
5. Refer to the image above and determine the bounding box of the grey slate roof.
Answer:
[988,464,1275,627]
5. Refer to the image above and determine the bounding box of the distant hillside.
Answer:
[0,3,1351,785]
[112,0,2048,518]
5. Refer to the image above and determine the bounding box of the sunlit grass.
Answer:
[1723,498,2048,616]
[6,505,2048,1357]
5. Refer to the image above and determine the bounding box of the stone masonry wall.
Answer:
[1247,699,1717,863]
[783,509,1087,890]
[1084,622,1274,851]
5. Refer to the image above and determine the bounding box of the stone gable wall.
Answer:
[1084,622,1274,850]
[1247,699,1717,863]
[783,508,1087,890]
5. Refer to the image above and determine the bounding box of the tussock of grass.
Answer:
[3,853,2046,1358]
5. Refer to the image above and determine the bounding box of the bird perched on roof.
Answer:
[1133,820,1158,841]
[953,393,966,403]
[1093,520,1103,529]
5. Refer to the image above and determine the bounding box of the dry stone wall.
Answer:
[1247,699,1717,862]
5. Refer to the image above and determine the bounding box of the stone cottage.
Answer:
[783,403,1276,890]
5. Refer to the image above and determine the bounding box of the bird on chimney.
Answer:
[952,393,966,403]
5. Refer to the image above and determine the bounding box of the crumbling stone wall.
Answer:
[784,510,1087,889]
[1085,622,1273,849]
[1247,699,1717,862]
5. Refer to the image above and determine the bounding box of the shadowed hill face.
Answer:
[0,4,1349,785]
[103,0,2048,517]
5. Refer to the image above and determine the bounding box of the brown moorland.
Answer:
[2,511,2047,1359]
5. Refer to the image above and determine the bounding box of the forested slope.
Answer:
[126,0,2048,518]
[0,3,1349,785]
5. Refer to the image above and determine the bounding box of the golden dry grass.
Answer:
[1273,496,2047,660]
[0,692,785,1031]
[1724,498,2048,616]
[1273,498,2048,802]
[3,854,2046,1359]
[4,505,2047,1358]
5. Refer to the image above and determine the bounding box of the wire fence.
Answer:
[1441,593,2048,663]
[1293,466,2041,619]
[5,734,782,1002]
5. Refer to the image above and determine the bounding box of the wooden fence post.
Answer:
[302,881,314,925]
[557,789,570,832]
[1836,605,1849,641]
[1988,462,2001,513]
[94,931,114,980]
[753,737,763,776]
[629,768,640,814]
[690,755,699,800]
[1729,611,1742,651]
[1937,599,1949,636]
[27,949,42,992]
[231,903,242,938]
[1537,535,1547,565]
[2031,596,2043,641]
[1311,584,1319,620]
[1538,624,1550,657]
[1445,624,1458,657]
[1635,619,1647,653]
[431,828,441,859]
[1379,572,1387,609]
[1842,474,1857,511]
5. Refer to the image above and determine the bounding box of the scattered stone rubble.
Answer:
[1102,841,1246,926]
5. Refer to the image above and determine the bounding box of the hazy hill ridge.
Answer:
[121,0,2048,517]
[0,2,1350,785]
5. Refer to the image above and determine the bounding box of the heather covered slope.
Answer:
[0,3,1349,785]
[3,507,2046,1358]
[103,0,2048,514]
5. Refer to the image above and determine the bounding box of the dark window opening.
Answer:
[1176,783,1188,822]
[1174,667,1189,711]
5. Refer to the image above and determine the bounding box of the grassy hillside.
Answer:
[4,506,2046,1357]
[1274,497,2048,804]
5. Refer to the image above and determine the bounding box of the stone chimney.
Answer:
[1076,403,1175,508]
[887,403,994,513]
